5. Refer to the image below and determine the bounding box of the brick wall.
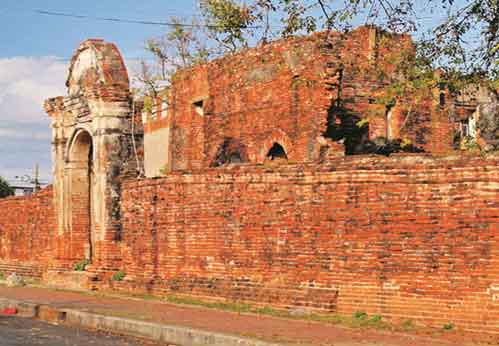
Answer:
[0,156,497,333]
[143,26,455,174]
[0,187,55,278]
[120,154,499,333]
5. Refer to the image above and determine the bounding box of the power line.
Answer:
[51,56,157,62]
[34,8,455,33]
[34,10,268,29]
[35,10,195,27]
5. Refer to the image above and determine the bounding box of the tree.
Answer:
[199,0,256,52]
[137,0,497,96]
[0,177,14,198]
[133,17,210,98]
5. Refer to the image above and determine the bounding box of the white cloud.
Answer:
[0,56,67,123]
[0,127,51,140]
[0,56,68,181]
[0,56,140,182]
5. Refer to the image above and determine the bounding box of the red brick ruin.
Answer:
[0,26,498,333]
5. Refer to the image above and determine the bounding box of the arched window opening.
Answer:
[266,143,288,160]
[439,92,446,107]
[228,152,242,164]
[385,105,393,140]
[193,100,204,116]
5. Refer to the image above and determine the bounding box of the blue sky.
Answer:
[0,0,197,183]
[0,0,198,57]
[0,0,468,183]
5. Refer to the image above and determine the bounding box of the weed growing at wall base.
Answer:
[112,271,126,281]
[73,259,90,271]
[164,295,392,330]
[443,323,454,331]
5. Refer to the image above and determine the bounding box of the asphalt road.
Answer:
[0,315,167,346]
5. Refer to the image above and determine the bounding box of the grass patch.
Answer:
[164,295,391,331]
[165,295,253,313]
[397,319,419,333]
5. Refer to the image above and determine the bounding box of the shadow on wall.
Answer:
[211,138,248,167]
[324,100,424,156]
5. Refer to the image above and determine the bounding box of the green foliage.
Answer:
[73,259,90,272]
[400,137,412,148]
[163,295,396,331]
[166,295,253,313]
[200,0,255,52]
[443,322,454,331]
[353,311,368,320]
[355,118,369,129]
[278,0,317,37]
[139,0,498,99]
[0,177,14,199]
[253,306,276,314]
[142,96,153,113]
[0,272,4,280]
[112,270,126,281]
[136,16,209,97]
[370,314,382,323]
[460,135,480,152]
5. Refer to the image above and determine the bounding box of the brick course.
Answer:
[117,154,499,333]
[0,155,498,333]
[0,188,55,277]
[144,26,456,174]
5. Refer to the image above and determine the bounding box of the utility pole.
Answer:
[34,163,40,193]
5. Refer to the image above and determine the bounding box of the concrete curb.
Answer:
[0,297,38,318]
[0,297,282,346]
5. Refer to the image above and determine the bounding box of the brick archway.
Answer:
[45,39,136,270]
[67,129,94,262]
[259,130,293,163]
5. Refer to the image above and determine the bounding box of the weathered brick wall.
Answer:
[146,26,454,173]
[120,154,499,333]
[0,188,55,277]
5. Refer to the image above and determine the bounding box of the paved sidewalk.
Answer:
[0,285,491,346]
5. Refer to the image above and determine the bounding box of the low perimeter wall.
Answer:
[119,154,499,333]
[0,154,498,334]
[0,187,55,278]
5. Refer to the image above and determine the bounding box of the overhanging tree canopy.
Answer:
[138,0,497,95]
[0,177,14,198]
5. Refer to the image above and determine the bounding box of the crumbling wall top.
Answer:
[44,96,65,118]
[66,39,130,100]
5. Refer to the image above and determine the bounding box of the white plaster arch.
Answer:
[65,125,94,163]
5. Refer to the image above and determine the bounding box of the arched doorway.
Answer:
[68,130,94,263]
[266,142,288,161]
